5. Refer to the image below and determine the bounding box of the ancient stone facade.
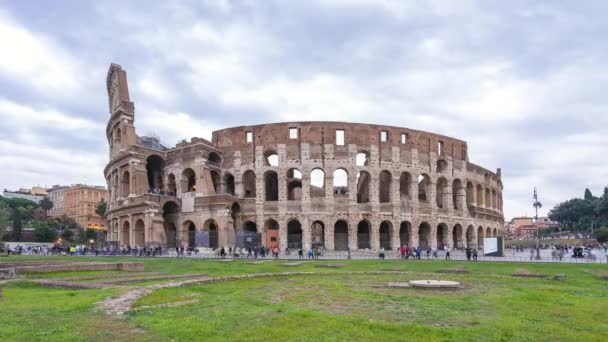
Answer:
[104,64,504,252]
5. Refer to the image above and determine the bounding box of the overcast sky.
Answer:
[1,0,607,219]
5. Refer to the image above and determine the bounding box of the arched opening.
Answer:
[264,170,279,201]
[208,152,221,167]
[264,150,279,166]
[418,174,431,202]
[493,228,498,237]
[477,226,484,248]
[167,174,177,195]
[476,184,483,207]
[115,128,121,144]
[334,220,349,251]
[486,227,492,238]
[466,181,475,206]
[224,173,235,196]
[436,159,448,173]
[265,219,279,249]
[452,179,463,209]
[333,169,349,197]
[437,223,448,250]
[491,189,497,209]
[356,151,369,166]
[418,222,431,249]
[311,221,325,248]
[238,221,259,249]
[357,220,370,249]
[146,155,165,192]
[121,221,130,246]
[121,171,130,197]
[242,170,256,198]
[436,177,448,208]
[184,221,196,249]
[466,225,475,248]
[286,168,302,200]
[230,202,241,233]
[243,221,257,232]
[203,219,219,249]
[134,219,145,246]
[379,221,392,249]
[287,220,302,249]
[485,188,491,207]
[452,224,463,249]
[182,168,196,193]
[379,170,392,203]
[399,221,411,248]
[162,201,179,247]
[210,170,221,194]
[399,172,411,201]
[310,168,325,198]
[356,171,371,203]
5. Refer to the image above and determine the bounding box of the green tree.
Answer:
[61,228,75,243]
[95,199,107,217]
[38,196,54,217]
[33,220,58,242]
[584,188,595,201]
[78,228,98,244]
[12,210,23,241]
[594,228,608,243]
[0,202,10,248]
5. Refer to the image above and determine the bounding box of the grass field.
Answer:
[1,256,607,341]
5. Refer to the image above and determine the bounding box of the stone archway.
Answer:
[379,221,392,250]
[265,219,280,249]
[334,220,348,251]
[134,219,145,246]
[122,221,130,246]
[357,220,371,250]
[418,222,431,249]
[399,221,411,248]
[311,221,325,248]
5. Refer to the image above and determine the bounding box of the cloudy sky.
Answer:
[1,0,607,219]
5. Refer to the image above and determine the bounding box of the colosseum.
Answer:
[104,64,504,253]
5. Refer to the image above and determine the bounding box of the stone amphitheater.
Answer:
[104,64,504,254]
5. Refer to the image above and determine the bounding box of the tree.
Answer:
[33,221,58,242]
[594,228,608,243]
[0,202,9,248]
[584,188,595,201]
[12,210,23,241]
[78,228,98,244]
[38,196,54,217]
[96,199,107,217]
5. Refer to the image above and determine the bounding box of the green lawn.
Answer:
[1,256,606,341]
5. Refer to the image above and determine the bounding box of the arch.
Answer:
[265,219,280,249]
[167,173,177,195]
[466,225,475,248]
[436,159,448,173]
[203,219,219,249]
[242,170,256,198]
[485,188,491,208]
[264,170,279,201]
[243,221,257,232]
[399,172,411,200]
[379,170,392,203]
[333,168,349,197]
[418,222,431,248]
[182,168,196,193]
[436,223,449,250]
[146,155,165,192]
[134,219,145,246]
[183,221,196,249]
[121,171,130,197]
[477,226,484,248]
[399,221,411,248]
[379,221,392,249]
[486,227,492,238]
[492,189,497,209]
[121,221,130,246]
[466,181,475,206]
[418,174,431,202]
[264,150,278,166]
[223,173,235,196]
[210,170,221,194]
[452,179,463,209]
[452,224,463,249]
[436,177,448,208]
[208,152,221,166]
[334,220,349,251]
[476,184,483,206]
[357,220,371,249]
[356,151,369,166]
[287,220,303,249]
[310,168,325,198]
[115,127,122,144]
[493,228,498,238]
[356,171,371,203]
[287,168,302,200]
[311,221,325,247]
[230,202,241,232]
[162,201,179,243]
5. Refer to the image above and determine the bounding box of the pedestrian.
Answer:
[308,247,314,259]
[298,248,303,259]
[446,249,451,261]
[466,248,471,261]
[473,249,478,261]
[220,246,226,258]
[426,248,431,259]
[400,245,406,260]
[379,247,385,260]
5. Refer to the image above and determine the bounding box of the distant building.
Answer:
[63,185,108,230]
[2,188,47,203]
[47,185,70,217]
[508,216,560,239]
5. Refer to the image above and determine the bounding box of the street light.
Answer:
[533,187,542,260]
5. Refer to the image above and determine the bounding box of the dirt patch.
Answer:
[437,266,469,274]
[511,269,547,278]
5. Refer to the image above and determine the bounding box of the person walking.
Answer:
[473,249,478,261]
[445,249,451,261]
[298,248,304,259]
[308,247,314,259]
[400,245,406,260]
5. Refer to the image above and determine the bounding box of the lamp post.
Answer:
[533,187,542,260]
